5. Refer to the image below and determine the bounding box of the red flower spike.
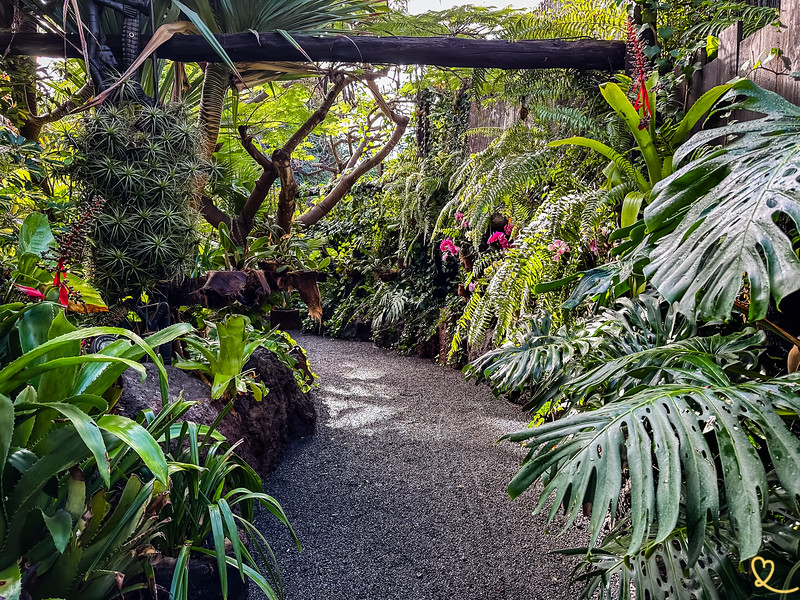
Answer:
[626,19,652,130]
[59,285,70,307]
[14,284,46,301]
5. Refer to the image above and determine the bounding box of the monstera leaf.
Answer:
[569,525,746,600]
[503,372,800,564]
[644,80,800,321]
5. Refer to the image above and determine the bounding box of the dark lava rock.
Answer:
[141,555,248,600]
[118,347,316,474]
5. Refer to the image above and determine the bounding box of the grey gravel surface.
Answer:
[256,334,586,600]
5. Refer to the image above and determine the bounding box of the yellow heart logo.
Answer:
[752,557,775,587]
[751,556,799,594]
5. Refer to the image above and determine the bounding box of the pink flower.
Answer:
[468,282,477,293]
[504,220,513,237]
[547,239,570,262]
[455,212,464,223]
[14,284,46,301]
[487,231,510,250]
[440,238,460,258]
[588,239,599,256]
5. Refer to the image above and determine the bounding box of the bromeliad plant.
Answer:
[153,404,297,600]
[176,314,314,398]
[176,314,265,400]
[0,300,192,600]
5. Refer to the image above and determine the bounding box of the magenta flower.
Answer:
[440,238,460,259]
[455,212,464,223]
[504,220,513,237]
[487,231,510,250]
[588,239,599,256]
[547,239,570,262]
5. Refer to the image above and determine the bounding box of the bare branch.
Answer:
[238,124,273,169]
[297,82,409,228]
[20,82,93,141]
[199,195,232,230]
[282,72,353,155]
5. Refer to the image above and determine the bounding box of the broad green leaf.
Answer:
[504,373,800,563]
[0,563,21,600]
[96,415,168,485]
[21,401,110,486]
[64,274,107,310]
[599,82,662,185]
[0,325,172,406]
[73,323,192,397]
[37,310,79,404]
[0,394,12,481]
[65,469,86,521]
[671,83,734,147]
[644,80,800,321]
[17,212,55,258]
[549,137,649,192]
[0,355,146,396]
[621,191,646,228]
[212,373,236,399]
[571,528,744,600]
[17,302,56,355]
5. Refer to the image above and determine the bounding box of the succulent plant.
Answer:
[65,101,203,302]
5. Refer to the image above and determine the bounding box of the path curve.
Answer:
[256,335,584,600]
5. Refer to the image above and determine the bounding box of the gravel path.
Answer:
[256,335,585,600]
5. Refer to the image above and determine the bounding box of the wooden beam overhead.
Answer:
[1,32,625,71]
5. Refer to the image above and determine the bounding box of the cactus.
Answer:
[66,100,203,301]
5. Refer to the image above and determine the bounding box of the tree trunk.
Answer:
[193,62,230,208]
[273,148,297,235]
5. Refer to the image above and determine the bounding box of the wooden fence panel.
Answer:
[689,0,800,105]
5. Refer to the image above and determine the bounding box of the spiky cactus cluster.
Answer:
[66,102,203,301]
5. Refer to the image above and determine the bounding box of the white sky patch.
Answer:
[407,0,540,13]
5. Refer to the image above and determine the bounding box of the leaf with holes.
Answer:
[644,80,800,321]
[503,374,800,563]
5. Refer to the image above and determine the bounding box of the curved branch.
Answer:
[282,72,352,155]
[297,110,409,227]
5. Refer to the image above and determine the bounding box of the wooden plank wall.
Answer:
[466,100,519,154]
[686,0,800,106]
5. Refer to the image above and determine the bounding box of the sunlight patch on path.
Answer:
[322,397,401,432]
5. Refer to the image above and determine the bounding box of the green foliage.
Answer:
[176,314,266,399]
[0,301,190,600]
[644,80,800,321]
[177,314,314,396]
[64,102,202,301]
[154,405,296,600]
[480,291,800,596]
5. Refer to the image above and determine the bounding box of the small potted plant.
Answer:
[269,289,303,330]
